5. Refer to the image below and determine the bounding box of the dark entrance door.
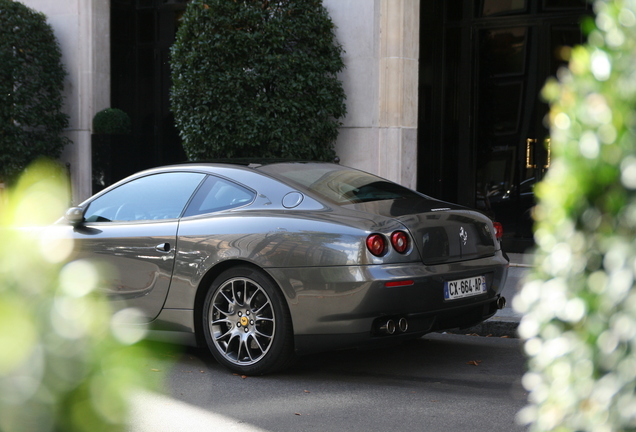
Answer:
[418,0,589,253]
[111,0,188,179]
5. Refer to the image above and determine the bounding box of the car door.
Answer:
[72,171,206,321]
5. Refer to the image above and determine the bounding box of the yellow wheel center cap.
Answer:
[240,316,249,327]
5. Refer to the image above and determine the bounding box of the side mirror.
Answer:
[64,207,85,226]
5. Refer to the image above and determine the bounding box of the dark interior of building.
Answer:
[418,0,590,252]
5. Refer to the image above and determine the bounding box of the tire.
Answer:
[202,266,295,375]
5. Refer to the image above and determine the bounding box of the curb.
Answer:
[463,317,519,338]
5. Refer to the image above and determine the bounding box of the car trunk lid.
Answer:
[345,198,498,265]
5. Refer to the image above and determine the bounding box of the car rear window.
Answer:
[183,175,255,217]
[258,163,421,205]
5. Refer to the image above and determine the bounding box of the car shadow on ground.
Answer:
[162,332,526,389]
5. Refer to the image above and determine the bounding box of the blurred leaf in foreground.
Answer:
[515,1,636,431]
[0,160,157,432]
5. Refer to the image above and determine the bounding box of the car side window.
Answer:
[83,172,206,222]
[183,175,255,217]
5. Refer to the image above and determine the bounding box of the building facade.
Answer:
[17,0,590,252]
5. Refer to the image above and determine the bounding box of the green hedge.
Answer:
[516,1,636,430]
[170,0,346,161]
[0,0,69,183]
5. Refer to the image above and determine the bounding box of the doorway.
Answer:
[418,0,589,252]
[111,0,188,177]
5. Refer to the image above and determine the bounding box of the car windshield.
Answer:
[258,163,421,205]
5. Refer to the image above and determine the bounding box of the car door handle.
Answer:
[155,243,171,252]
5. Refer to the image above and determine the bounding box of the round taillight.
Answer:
[366,234,387,257]
[493,222,504,240]
[391,231,409,254]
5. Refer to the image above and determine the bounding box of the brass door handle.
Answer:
[526,138,551,169]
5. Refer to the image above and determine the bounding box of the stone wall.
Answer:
[324,0,419,188]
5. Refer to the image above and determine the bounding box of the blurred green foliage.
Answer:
[170,0,347,162]
[0,0,69,183]
[0,160,154,432]
[515,0,636,430]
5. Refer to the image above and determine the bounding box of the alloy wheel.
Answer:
[208,276,276,366]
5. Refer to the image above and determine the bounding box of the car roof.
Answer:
[155,160,340,178]
[170,158,317,168]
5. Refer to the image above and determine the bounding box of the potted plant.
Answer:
[93,107,131,135]
[91,108,135,193]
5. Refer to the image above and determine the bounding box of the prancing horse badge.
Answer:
[459,226,468,246]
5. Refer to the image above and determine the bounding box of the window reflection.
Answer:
[481,27,527,77]
[492,82,523,134]
[542,0,587,10]
[481,0,527,16]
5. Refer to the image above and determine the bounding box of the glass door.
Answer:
[474,18,584,251]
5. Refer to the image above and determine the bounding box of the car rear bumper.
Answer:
[266,250,509,353]
[292,295,503,354]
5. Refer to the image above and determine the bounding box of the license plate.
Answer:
[444,276,487,300]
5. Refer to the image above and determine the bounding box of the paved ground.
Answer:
[130,333,528,432]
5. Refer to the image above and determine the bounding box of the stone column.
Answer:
[20,0,111,203]
[325,0,419,189]
[378,0,419,189]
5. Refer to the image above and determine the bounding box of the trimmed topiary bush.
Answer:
[515,1,636,430]
[93,108,131,135]
[0,0,69,183]
[170,0,346,161]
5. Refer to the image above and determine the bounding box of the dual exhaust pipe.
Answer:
[378,317,409,335]
[376,297,506,336]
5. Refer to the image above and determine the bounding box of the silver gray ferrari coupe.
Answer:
[63,161,509,375]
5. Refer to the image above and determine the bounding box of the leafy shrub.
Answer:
[0,160,157,432]
[170,0,346,161]
[515,1,636,430]
[93,108,131,135]
[0,0,69,183]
